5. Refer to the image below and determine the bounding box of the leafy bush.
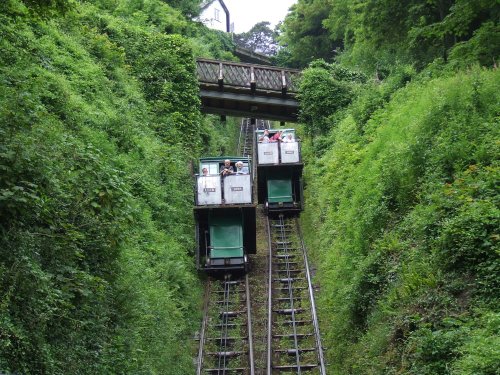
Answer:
[452,311,500,375]
[301,67,499,374]
[0,0,221,373]
[298,60,359,135]
[448,21,500,69]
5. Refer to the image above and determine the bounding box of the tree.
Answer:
[279,0,341,68]
[233,21,279,56]
[298,60,359,135]
[282,0,500,72]
[163,0,202,17]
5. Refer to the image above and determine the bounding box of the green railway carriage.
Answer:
[194,157,256,273]
[255,129,304,214]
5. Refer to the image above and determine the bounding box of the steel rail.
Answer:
[245,273,255,375]
[238,118,254,159]
[237,119,244,156]
[266,215,273,375]
[242,119,250,157]
[296,218,327,375]
[197,278,212,375]
[245,120,254,158]
[216,275,232,372]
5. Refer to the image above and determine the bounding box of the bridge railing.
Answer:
[196,58,301,94]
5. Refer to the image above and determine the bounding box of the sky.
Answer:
[222,0,297,33]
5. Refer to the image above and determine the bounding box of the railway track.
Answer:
[266,215,326,374]
[197,274,255,375]
[197,119,326,374]
[238,118,255,158]
[237,118,270,157]
[196,120,258,374]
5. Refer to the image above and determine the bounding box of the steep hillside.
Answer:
[279,2,499,373]
[300,66,499,374]
[0,0,233,373]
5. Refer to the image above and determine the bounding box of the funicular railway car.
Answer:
[255,128,303,214]
[194,156,256,273]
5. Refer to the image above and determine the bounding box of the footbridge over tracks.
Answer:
[196,58,301,122]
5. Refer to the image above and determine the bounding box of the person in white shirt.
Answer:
[259,129,270,143]
[235,161,249,174]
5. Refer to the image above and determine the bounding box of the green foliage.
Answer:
[281,0,500,73]
[189,26,236,60]
[0,0,223,372]
[301,68,499,374]
[448,21,500,68]
[403,311,500,375]
[452,311,500,375]
[298,60,362,136]
[162,0,202,17]
[294,2,499,373]
[0,0,76,17]
[279,0,339,68]
[112,0,191,33]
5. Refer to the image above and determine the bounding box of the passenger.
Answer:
[202,167,209,176]
[260,129,270,143]
[235,161,249,174]
[220,159,234,176]
[282,133,295,143]
[270,130,283,142]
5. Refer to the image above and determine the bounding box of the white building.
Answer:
[199,0,231,32]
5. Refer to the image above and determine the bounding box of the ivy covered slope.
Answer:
[299,62,499,374]
[0,0,230,373]
[285,1,500,373]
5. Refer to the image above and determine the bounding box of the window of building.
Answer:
[214,8,220,22]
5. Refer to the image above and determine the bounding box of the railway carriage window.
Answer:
[200,163,219,175]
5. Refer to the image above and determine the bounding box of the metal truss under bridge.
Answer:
[196,58,301,122]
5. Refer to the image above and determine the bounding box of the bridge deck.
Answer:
[197,59,301,122]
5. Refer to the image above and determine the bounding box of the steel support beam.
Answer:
[199,90,299,122]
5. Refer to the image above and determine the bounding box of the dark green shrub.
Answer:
[0,0,211,373]
[298,60,357,135]
[301,67,499,373]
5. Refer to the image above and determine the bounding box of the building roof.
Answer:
[201,0,227,12]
